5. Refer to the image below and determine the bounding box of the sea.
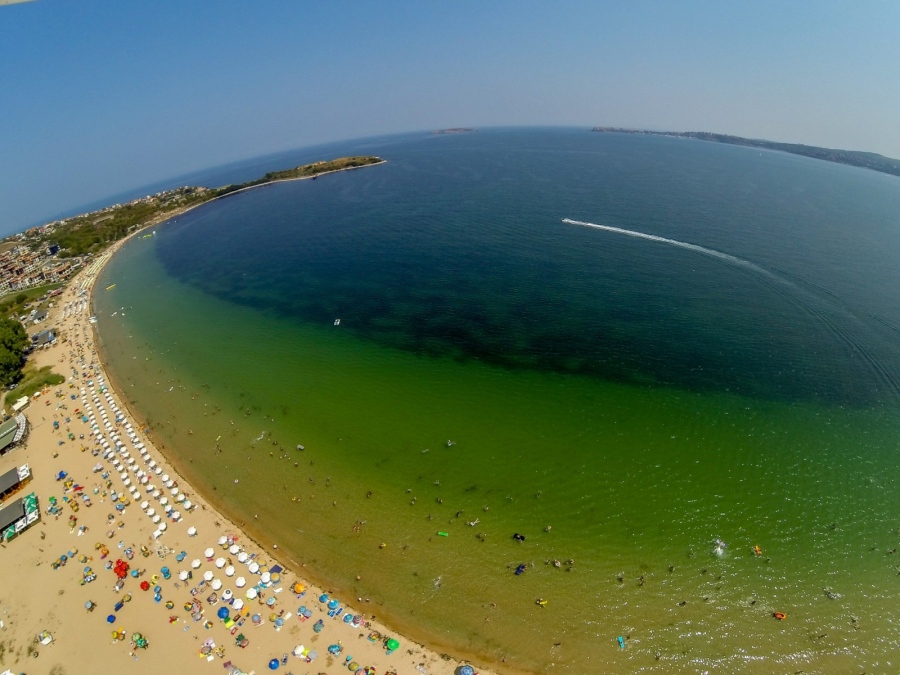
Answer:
[93,128,900,673]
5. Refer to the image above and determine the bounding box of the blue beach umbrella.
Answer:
[319,594,328,603]
[327,599,338,610]
[268,658,280,670]
[217,606,230,620]
[106,615,116,624]
[456,667,476,675]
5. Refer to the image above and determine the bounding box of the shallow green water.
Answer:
[95,129,900,672]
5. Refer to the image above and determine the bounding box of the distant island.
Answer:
[592,127,900,178]
[431,128,476,134]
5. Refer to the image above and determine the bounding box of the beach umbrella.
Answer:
[235,577,246,588]
[232,598,244,610]
[386,638,400,651]
[140,476,149,485]
[249,562,260,574]
[215,557,226,568]
[146,508,155,517]
[154,467,163,476]
[211,579,222,591]
[268,658,279,670]
[266,597,276,607]
[217,606,229,620]
[106,615,116,624]
[170,511,181,521]
[183,500,193,510]
[187,526,197,537]
[158,522,167,531]
[152,515,161,524]
[456,667,476,675]
[178,570,189,581]
[237,552,249,563]
[327,599,338,610]
[228,544,240,555]
[123,478,131,487]
[261,572,271,584]
[246,588,258,599]
[161,473,170,482]
[217,535,228,546]
[160,497,168,506]
[203,571,214,582]
[191,559,202,569]
[225,566,235,577]
[222,589,233,601]
[204,548,214,559]
[148,461,156,469]
[307,650,318,661]
[140,500,149,510]
[172,490,182,499]
[275,617,284,628]
[164,479,175,488]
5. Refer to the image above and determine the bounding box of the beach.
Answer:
[0,235,491,675]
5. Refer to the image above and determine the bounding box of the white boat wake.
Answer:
[561,218,779,282]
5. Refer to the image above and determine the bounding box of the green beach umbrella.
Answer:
[386,638,400,650]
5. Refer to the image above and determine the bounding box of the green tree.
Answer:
[0,317,28,387]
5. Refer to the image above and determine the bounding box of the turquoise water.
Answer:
[95,129,900,673]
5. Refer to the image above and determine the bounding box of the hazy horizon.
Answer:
[3,1,900,236]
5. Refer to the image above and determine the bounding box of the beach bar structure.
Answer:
[0,414,28,456]
[0,464,31,501]
[0,492,39,542]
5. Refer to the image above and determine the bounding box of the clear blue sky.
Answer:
[2,0,899,235]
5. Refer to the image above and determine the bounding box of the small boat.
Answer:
[106,284,116,290]
[333,319,341,326]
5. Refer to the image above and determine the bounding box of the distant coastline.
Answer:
[592,127,900,178]
[431,128,476,134]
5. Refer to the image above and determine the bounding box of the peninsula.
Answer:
[6,155,384,261]
[591,127,900,178]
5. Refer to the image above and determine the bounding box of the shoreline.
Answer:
[0,204,497,675]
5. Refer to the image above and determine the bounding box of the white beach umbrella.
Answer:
[203,570,214,582]
[123,478,131,487]
[146,508,155,517]
[178,570,189,581]
[204,548,215,559]
[232,598,244,611]
[248,562,260,574]
[160,497,168,506]
[217,535,228,546]
[171,487,181,497]
[174,493,184,503]
[148,460,156,469]
[187,526,197,537]
[161,473,170,482]
[225,566,235,577]
[119,471,128,479]
[151,489,161,499]
[215,557,226,569]
[183,500,193,510]
[170,511,181,521]
[260,571,271,584]
[229,544,240,555]
[154,467,163,475]
[235,576,246,588]
[140,500,149,510]
[191,558,202,569]
[158,522,167,531]
[245,588,258,600]
[140,476,149,485]
[152,515,161,524]
[222,589,233,601]
[211,579,222,591]
[237,552,249,564]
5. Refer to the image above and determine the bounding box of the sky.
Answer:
[2,0,900,235]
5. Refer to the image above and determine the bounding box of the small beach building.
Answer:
[32,309,48,324]
[34,329,55,347]
[0,414,28,456]
[0,464,31,501]
[0,491,38,542]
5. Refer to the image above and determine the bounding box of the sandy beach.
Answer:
[0,236,492,675]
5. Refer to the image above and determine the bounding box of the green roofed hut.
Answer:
[0,414,28,457]
[0,491,39,542]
